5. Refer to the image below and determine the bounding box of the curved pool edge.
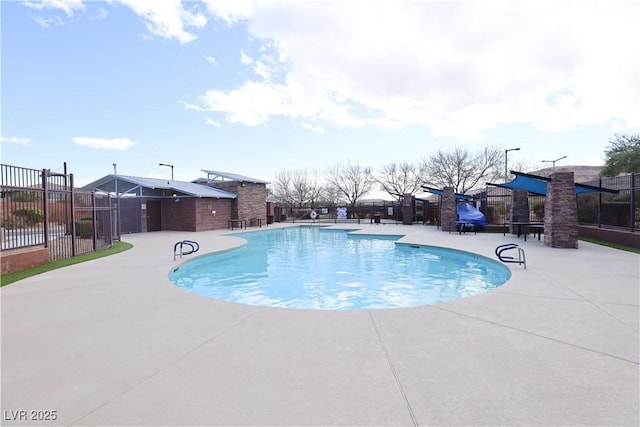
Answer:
[394,241,513,278]
[170,234,249,271]
[168,226,513,310]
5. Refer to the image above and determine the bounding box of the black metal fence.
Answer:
[272,174,638,233]
[273,200,441,224]
[577,173,638,232]
[476,173,638,233]
[1,164,116,261]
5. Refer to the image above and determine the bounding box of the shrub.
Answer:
[13,191,42,202]
[13,207,44,225]
[75,218,94,239]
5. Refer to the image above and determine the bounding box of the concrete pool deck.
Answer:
[1,223,638,426]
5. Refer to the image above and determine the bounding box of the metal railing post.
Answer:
[631,173,636,233]
[42,169,49,249]
[70,174,77,256]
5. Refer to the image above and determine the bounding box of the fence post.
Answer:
[597,176,602,228]
[631,173,636,233]
[92,191,97,251]
[42,169,49,249]
[70,173,77,256]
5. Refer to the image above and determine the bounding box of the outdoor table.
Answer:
[509,222,544,241]
[450,220,476,235]
[228,219,247,230]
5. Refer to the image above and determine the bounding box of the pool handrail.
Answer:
[495,243,526,269]
[173,240,199,260]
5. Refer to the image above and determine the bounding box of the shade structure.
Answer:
[487,171,619,196]
[422,186,473,200]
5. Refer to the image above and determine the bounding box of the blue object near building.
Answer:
[456,203,487,230]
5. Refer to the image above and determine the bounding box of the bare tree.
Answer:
[292,170,323,207]
[420,146,503,193]
[321,183,345,208]
[375,162,422,198]
[270,170,294,205]
[290,169,312,207]
[325,160,375,207]
[272,169,322,207]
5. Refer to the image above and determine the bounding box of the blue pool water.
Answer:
[168,227,511,310]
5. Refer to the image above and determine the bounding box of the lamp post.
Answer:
[504,147,520,181]
[542,155,567,170]
[159,163,174,180]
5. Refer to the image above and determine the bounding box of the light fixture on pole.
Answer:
[542,155,567,170]
[504,147,520,181]
[159,163,174,180]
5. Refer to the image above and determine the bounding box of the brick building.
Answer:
[82,170,269,233]
[196,170,269,226]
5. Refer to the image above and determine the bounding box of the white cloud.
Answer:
[114,0,207,43]
[72,137,135,150]
[109,1,637,138]
[89,7,108,20]
[201,0,253,25]
[1,136,31,146]
[34,15,64,28]
[204,118,221,127]
[195,79,364,128]
[193,0,640,139]
[240,50,253,65]
[252,61,271,80]
[22,0,85,16]
[180,101,206,112]
[300,122,324,133]
[205,55,218,66]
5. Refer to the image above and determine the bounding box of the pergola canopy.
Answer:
[487,171,619,196]
[421,186,473,201]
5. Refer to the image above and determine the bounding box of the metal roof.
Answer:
[201,170,269,184]
[81,175,237,198]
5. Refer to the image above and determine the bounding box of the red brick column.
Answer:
[544,172,578,248]
[441,187,456,232]
[511,190,530,234]
[402,193,413,225]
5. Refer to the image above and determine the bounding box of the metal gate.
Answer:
[1,163,117,261]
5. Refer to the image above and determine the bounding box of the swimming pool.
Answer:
[169,226,511,310]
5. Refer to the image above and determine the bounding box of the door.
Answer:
[146,200,162,231]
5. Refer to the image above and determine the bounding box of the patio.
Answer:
[1,223,638,426]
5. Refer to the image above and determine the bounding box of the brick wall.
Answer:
[1,247,50,275]
[161,198,233,231]
[209,182,267,221]
[441,187,456,232]
[194,199,232,231]
[544,172,578,248]
[162,198,197,231]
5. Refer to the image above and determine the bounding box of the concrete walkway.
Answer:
[1,223,638,426]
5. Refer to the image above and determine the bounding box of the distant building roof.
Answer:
[530,165,602,183]
[81,175,237,199]
[200,170,269,184]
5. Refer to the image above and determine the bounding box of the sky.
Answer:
[2,0,639,195]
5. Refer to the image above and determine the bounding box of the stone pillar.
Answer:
[441,187,457,232]
[544,172,578,248]
[402,193,413,225]
[510,190,530,234]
